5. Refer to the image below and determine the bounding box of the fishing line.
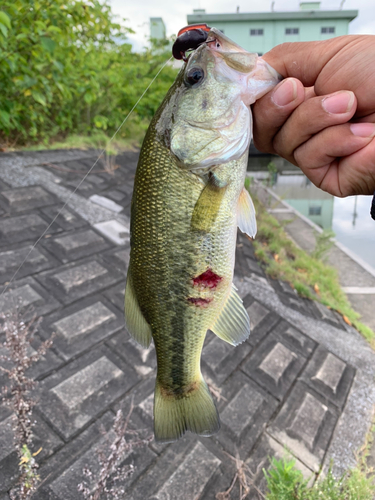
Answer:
[1,56,173,298]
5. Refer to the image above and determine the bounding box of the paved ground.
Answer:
[1,150,375,499]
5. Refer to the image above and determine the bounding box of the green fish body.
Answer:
[125,29,280,442]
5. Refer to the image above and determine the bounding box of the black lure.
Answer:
[172,24,211,62]
[371,192,375,220]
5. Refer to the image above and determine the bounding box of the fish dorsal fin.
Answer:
[191,173,227,232]
[210,285,250,346]
[237,187,257,238]
[124,267,152,348]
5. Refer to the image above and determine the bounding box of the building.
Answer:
[150,17,166,40]
[187,2,358,54]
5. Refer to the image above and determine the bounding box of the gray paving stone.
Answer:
[242,332,307,401]
[102,245,130,273]
[300,345,355,409]
[213,371,278,459]
[0,212,54,246]
[245,433,315,499]
[271,319,317,357]
[107,332,156,378]
[243,294,280,346]
[0,186,56,213]
[40,296,124,361]
[0,244,59,284]
[89,194,124,213]
[36,258,121,304]
[0,278,60,320]
[103,189,127,203]
[41,228,110,263]
[40,204,88,231]
[268,381,339,472]
[202,334,252,385]
[93,219,129,245]
[36,346,140,440]
[103,282,126,312]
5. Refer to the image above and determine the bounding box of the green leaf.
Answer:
[0,23,8,38]
[40,36,56,53]
[0,110,11,126]
[0,11,11,29]
[31,91,47,107]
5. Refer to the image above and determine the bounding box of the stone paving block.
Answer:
[242,331,308,401]
[126,436,220,500]
[271,320,317,358]
[103,282,126,311]
[0,186,56,213]
[89,194,124,213]
[103,188,127,203]
[39,296,124,361]
[213,371,278,459]
[0,244,59,284]
[0,412,63,493]
[93,219,130,246]
[0,212,55,246]
[245,433,315,499]
[36,258,121,305]
[0,179,11,191]
[268,381,339,472]
[313,300,346,329]
[107,331,156,378]
[36,346,140,440]
[0,278,61,320]
[102,245,130,273]
[242,294,280,346]
[202,334,252,385]
[300,345,355,409]
[46,414,155,500]
[39,203,88,231]
[41,228,110,263]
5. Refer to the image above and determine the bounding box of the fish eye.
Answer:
[185,67,205,87]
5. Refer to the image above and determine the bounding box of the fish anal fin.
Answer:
[237,187,257,238]
[211,285,250,346]
[154,377,220,443]
[124,267,152,348]
[191,173,227,232]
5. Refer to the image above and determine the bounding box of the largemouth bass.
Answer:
[125,27,280,443]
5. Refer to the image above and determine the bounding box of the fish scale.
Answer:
[125,27,281,442]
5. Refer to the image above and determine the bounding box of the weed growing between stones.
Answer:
[0,311,54,500]
[77,401,153,500]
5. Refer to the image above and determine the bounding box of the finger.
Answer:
[273,90,357,164]
[293,122,375,196]
[252,78,305,153]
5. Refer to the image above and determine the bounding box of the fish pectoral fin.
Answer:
[237,187,257,238]
[211,285,250,346]
[191,173,227,232]
[124,267,152,348]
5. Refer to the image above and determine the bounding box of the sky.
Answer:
[109,0,375,51]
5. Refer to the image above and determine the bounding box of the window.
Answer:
[250,29,264,36]
[309,206,321,216]
[321,27,335,34]
[285,28,299,35]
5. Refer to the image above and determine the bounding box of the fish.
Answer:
[125,27,281,443]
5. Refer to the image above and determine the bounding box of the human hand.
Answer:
[253,35,375,197]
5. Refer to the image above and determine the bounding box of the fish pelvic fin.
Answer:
[211,284,250,346]
[154,377,220,443]
[237,187,257,238]
[124,265,152,348]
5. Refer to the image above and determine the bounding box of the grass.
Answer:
[264,455,375,500]
[3,115,149,153]
[245,179,375,345]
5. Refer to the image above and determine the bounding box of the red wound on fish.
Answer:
[193,269,222,289]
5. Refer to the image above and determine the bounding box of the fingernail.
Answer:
[350,123,375,137]
[322,91,354,114]
[272,79,298,107]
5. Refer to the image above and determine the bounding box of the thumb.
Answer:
[261,36,358,87]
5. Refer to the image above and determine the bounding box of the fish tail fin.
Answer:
[154,377,220,443]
